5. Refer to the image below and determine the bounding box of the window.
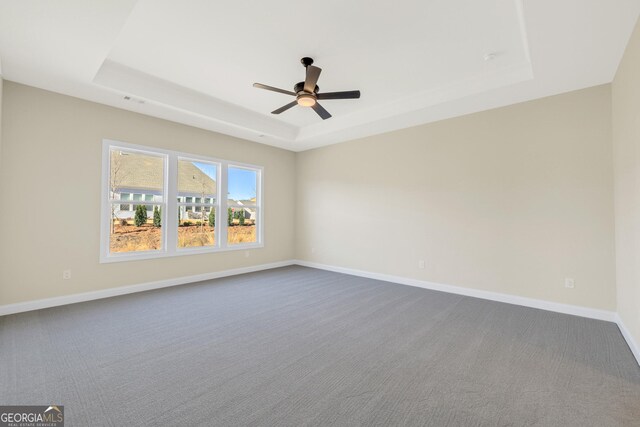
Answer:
[227,166,259,245]
[177,158,218,249]
[101,140,263,262]
[107,148,166,254]
[144,194,154,211]
[119,193,131,211]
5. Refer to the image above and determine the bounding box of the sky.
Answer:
[193,162,256,201]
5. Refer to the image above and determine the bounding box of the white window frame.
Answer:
[227,164,262,246]
[100,139,264,263]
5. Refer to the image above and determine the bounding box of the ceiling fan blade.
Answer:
[304,66,322,93]
[271,101,298,115]
[317,90,361,100]
[311,102,332,120]
[253,83,296,96]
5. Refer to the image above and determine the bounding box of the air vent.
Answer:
[123,95,146,104]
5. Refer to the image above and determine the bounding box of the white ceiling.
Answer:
[0,0,638,151]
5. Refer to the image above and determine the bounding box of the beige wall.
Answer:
[0,78,621,314]
[0,77,3,179]
[612,17,640,348]
[0,77,3,276]
[296,85,616,310]
[0,82,296,305]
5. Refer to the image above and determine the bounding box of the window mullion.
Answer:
[257,168,263,245]
[219,162,228,249]
[166,153,178,253]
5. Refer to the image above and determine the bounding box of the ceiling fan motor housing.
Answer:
[294,82,319,94]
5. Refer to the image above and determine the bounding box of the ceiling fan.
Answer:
[253,57,361,120]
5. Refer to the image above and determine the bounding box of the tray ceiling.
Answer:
[0,0,638,151]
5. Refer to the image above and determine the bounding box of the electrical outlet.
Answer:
[564,278,575,289]
[418,260,425,269]
[63,270,71,280]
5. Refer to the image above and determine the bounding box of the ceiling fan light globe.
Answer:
[297,94,316,107]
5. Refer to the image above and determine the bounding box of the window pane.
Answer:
[108,147,165,255]
[110,203,163,253]
[110,149,164,202]
[178,159,217,202]
[178,207,216,248]
[119,193,131,211]
[228,166,257,205]
[144,194,154,210]
[227,206,257,245]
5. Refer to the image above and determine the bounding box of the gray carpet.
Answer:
[1,266,639,426]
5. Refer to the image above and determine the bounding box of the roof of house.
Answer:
[229,197,257,204]
[111,151,216,195]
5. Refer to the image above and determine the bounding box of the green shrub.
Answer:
[153,206,161,227]
[232,209,246,226]
[208,209,215,227]
[183,220,192,227]
[134,205,148,227]
[228,207,233,226]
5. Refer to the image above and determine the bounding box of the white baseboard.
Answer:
[294,260,616,322]
[614,314,640,366]
[2,258,637,367]
[1,259,614,322]
[295,260,640,367]
[0,260,295,316]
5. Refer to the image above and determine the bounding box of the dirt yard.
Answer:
[110,221,256,252]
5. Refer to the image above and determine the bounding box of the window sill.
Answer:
[99,243,264,264]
